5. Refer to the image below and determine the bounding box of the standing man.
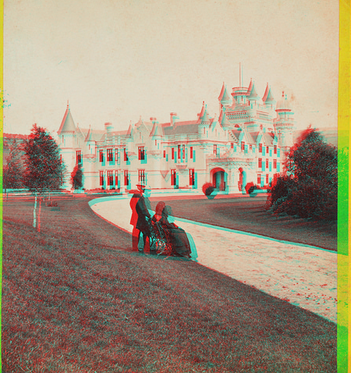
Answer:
[130,183,152,253]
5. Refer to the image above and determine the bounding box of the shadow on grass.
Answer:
[2,196,336,373]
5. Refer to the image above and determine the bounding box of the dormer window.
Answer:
[274,145,277,155]
[99,150,104,162]
[241,141,245,151]
[259,143,262,153]
[124,148,128,162]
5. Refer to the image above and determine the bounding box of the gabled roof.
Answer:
[250,131,260,143]
[262,84,275,104]
[58,105,76,134]
[218,83,231,104]
[230,129,242,141]
[262,132,275,145]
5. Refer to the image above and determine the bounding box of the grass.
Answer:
[2,195,337,372]
[154,194,337,251]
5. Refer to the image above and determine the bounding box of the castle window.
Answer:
[107,148,113,162]
[138,146,145,161]
[107,170,114,186]
[138,169,146,184]
[189,169,195,186]
[259,143,262,153]
[99,171,104,186]
[99,150,104,163]
[76,150,82,165]
[124,170,129,186]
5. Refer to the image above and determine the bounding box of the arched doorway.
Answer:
[211,167,227,191]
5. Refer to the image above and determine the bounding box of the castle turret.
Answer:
[197,102,211,139]
[218,82,231,111]
[274,92,295,153]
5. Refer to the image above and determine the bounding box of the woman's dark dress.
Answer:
[159,216,191,257]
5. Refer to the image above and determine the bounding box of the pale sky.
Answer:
[4,0,339,135]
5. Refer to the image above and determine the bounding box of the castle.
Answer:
[56,78,296,193]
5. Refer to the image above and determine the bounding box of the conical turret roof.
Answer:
[198,102,211,125]
[150,121,164,136]
[58,104,76,134]
[247,80,259,101]
[218,83,231,104]
[262,84,275,104]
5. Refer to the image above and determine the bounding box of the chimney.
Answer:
[104,122,114,134]
[170,112,178,126]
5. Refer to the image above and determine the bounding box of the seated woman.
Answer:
[152,202,191,258]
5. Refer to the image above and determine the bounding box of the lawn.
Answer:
[151,194,337,251]
[2,195,337,372]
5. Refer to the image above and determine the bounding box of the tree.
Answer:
[268,127,337,220]
[71,163,83,190]
[3,138,25,193]
[23,124,66,230]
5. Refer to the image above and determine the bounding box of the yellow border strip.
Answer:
[338,0,350,371]
[0,0,3,369]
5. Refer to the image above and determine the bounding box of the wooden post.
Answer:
[33,194,37,229]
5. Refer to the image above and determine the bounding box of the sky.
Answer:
[3,0,339,135]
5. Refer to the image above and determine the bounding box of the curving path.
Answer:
[90,195,337,323]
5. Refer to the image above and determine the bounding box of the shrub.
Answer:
[268,128,337,220]
[202,183,215,196]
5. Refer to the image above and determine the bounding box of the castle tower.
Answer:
[57,102,79,188]
[274,92,295,154]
